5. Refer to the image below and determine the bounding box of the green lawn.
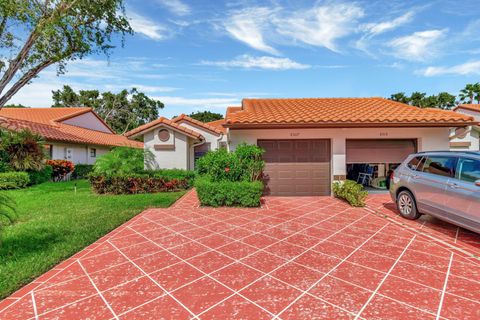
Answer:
[0,180,185,299]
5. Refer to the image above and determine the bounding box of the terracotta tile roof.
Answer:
[0,116,143,148]
[226,106,242,118]
[453,104,480,113]
[172,114,223,135]
[0,107,93,125]
[124,117,204,140]
[224,98,475,128]
[206,119,227,134]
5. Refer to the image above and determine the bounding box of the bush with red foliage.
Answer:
[46,160,75,181]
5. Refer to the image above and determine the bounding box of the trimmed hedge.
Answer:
[195,177,263,207]
[72,164,93,180]
[27,166,53,185]
[89,170,195,195]
[0,172,30,189]
[332,180,368,207]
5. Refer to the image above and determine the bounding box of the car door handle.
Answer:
[449,183,459,189]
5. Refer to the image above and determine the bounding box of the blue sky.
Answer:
[9,0,480,117]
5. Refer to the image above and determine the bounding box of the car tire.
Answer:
[396,190,421,220]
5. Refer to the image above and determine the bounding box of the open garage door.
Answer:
[346,139,417,164]
[258,139,331,196]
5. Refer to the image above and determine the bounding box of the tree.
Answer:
[51,85,163,134]
[389,91,457,109]
[390,92,410,104]
[2,104,29,108]
[459,83,478,104]
[188,111,224,123]
[409,92,427,107]
[0,0,132,107]
[436,92,456,110]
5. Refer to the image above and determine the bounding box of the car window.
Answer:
[422,156,457,177]
[407,156,425,171]
[456,158,480,183]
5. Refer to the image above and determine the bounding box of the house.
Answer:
[450,104,480,151]
[125,114,227,169]
[0,107,142,164]
[127,97,475,196]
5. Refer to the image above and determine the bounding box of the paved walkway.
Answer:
[1,191,479,319]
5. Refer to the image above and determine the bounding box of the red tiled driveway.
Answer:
[1,191,479,319]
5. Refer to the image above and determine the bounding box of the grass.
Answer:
[0,180,185,299]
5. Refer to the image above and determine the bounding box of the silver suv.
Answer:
[390,151,480,233]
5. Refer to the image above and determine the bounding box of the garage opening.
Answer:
[258,139,331,196]
[346,139,417,190]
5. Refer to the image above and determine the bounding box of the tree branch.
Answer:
[0,59,56,107]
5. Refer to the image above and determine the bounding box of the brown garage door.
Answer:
[258,139,331,196]
[346,139,417,163]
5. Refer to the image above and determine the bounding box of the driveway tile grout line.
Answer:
[30,291,38,320]
[125,224,278,318]
[272,222,391,319]
[77,259,119,320]
[106,240,200,319]
[354,234,417,319]
[170,209,371,318]
[436,252,454,320]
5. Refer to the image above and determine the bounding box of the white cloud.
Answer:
[356,11,416,55]
[417,60,480,76]
[224,7,278,55]
[128,12,169,41]
[360,11,414,36]
[200,55,310,70]
[388,29,448,61]
[223,2,363,54]
[156,0,190,16]
[275,2,364,53]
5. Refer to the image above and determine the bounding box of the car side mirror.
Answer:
[476,180,480,187]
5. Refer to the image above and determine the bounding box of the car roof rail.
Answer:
[415,150,480,155]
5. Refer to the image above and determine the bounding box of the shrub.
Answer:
[195,176,263,207]
[332,180,368,207]
[0,172,30,189]
[235,143,265,181]
[196,148,242,182]
[89,169,194,194]
[27,166,53,185]
[47,160,75,181]
[93,147,155,176]
[72,164,93,179]
[0,129,45,171]
[196,143,265,182]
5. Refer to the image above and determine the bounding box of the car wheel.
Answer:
[396,190,420,220]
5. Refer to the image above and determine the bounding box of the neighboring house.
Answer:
[128,97,475,196]
[125,114,227,170]
[0,107,142,164]
[450,104,480,151]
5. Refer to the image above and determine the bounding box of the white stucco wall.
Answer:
[144,127,191,170]
[61,112,112,133]
[228,127,450,178]
[450,108,480,151]
[176,120,227,169]
[49,143,110,164]
[450,127,480,151]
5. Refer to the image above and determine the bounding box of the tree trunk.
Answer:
[0,60,54,107]
[0,31,39,96]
